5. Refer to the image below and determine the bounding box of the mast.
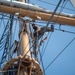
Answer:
[19,20,31,75]
[18,0,31,75]
[18,0,30,61]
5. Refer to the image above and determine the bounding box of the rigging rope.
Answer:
[41,36,45,56]
[0,14,5,30]
[43,37,75,72]
[0,69,17,73]
[55,28,75,34]
[40,0,62,40]
[42,32,52,57]
[37,0,75,11]
[53,0,68,25]
[0,20,10,51]
[36,0,64,60]
[2,14,6,28]
[34,24,75,35]
[13,17,18,41]
[38,47,46,75]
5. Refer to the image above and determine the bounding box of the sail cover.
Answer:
[70,0,75,8]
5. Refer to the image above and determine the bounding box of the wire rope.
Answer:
[53,0,68,25]
[13,18,18,41]
[33,24,75,35]
[0,69,17,73]
[42,32,52,57]
[37,0,75,12]
[39,47,46,75]
[2,13,6,28]
[0,17,11,51]
[55,28,75,34]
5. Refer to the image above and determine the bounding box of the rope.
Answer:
[37,0,75,11]
[42,32,52,57]
[55,28,75,34]
[0,69,17,73]
[13,17,18,41]
[0,17,10,51]
[53,0,68,25]
[39,47,46,75]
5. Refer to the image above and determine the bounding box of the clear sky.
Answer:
[0,0,75,75]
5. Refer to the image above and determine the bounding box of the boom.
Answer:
[0,0,75,26]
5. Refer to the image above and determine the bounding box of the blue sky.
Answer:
[0,0,75,75]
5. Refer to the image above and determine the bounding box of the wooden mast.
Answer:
[19,0,30,60]
[18,0,31,75]
[19,21,31,74]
